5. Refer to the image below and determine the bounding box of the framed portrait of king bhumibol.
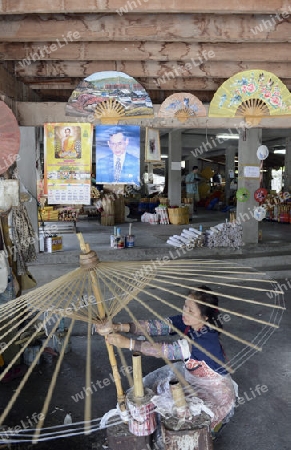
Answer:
[95,125,140,185]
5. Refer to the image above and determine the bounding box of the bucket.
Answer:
[125,234,135,247]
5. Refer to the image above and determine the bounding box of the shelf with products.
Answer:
[38,205,80,233]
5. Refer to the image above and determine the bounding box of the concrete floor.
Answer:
[1,209,290,450]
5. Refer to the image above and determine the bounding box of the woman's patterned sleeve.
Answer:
[134,339,191,360]
[129,318,172,336]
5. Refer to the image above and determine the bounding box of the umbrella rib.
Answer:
[104,273,263,351]
[99,273,233,373]
[148,281,281,327]
[33,317,76,443]
[0,275,85,425]
[150,277,284,309]
[157,266,267,275]
[104,269,280,329]
[84,301,92,435]
[102,281,215,388]
[156,272,284,294]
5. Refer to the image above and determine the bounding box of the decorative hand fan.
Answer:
[253,205,267,221]
[200,166,214,180]
[254,188,268,203]
[158,93,206,123]
[0,101,20,174]
[0,234,285,445]
[256,145,269,161]
[65,71,154,122]
[209,70,291,125]
[236,187,250,202]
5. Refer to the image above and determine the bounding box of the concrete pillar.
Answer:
[284,137,291,191]
[225,145,237,204]
[168,130,182,206]
[237,128,261,244]
[18,127,38,249]
[138,132,146,196]
[147,162,153,183]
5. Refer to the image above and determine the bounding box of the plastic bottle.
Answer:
[64,412,72,425]
[59,317,65,333]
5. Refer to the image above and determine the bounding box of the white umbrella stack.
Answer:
[166,223,243,249]
[155,206,169,224]
[167,227,205,248]
[204,222,243,248]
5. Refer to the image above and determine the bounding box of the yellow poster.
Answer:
[44,123,93,205]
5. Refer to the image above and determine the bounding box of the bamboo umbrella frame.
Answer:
[0,233,285,442]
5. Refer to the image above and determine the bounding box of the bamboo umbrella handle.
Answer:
[106,341,126,409]
[89,270,126,411]
[77,232,90,253]
[132,352,144,399]
[170,380,187,413]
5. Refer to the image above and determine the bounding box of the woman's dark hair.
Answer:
[197,285,219,307]
[189,286,223,330]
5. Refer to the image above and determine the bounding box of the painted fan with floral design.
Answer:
[209,70,291,125]
[158,93,206,123]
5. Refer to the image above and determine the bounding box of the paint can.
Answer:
[125,234,135,248]
[44,235,62,253]
[23,341,42,366]
[53,330,72,354]
[110,235,116,248]
[114,235,125,249]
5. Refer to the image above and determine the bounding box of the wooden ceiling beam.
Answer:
[26,77,225,91]
[29,88,215,103]
[24,77,291,96]
[3,42,291,62]
[0,1,289,14]
[15,60,291,79]
[139,77,291,91]
[1,14,291,43]
[0,64,40,101]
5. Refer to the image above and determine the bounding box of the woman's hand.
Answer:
[94,320,113,336]
[105,333,130,349]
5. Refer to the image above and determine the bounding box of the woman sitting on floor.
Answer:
[96,287,237,436]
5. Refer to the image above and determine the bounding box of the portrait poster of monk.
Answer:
[44,123,93,205]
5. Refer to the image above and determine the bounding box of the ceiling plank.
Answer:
[26,77,224,91]
[0,1,289,14]
[0,65,40,101]
[15,60,291,79]
[1,14,291,43]
[3,42,291,62]
[23,75,291,92]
